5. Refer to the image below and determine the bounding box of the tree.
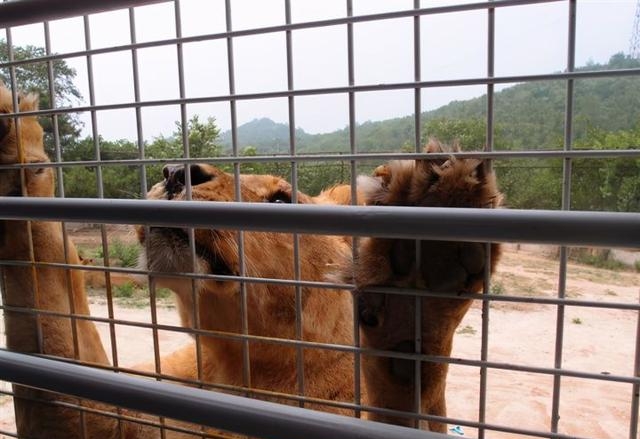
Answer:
[0,40,83,151]
[146,115,221,160]
[422,117,489,149]
[145,115,222,188]
[572,125,640,212]
[62,136,142,199]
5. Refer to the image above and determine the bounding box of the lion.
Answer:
[0,82,503,438]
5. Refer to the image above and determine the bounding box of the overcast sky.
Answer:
[5,0,638,140]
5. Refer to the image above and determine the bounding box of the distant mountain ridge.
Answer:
[219,53,640,154]
[219,117,311,154]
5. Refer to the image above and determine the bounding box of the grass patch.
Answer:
[457,325,477,335]
[93,284,176,309]
[113,282,136,298]
[96,239,140,268]
[490,282,505,295]
[152,287,173,300]
[571,249,629,272]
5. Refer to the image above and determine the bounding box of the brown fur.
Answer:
[353,139,503,431]
[0,84,156,438]
[0,82,503,437]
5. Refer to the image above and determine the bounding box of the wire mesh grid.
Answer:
[0,1,639,438]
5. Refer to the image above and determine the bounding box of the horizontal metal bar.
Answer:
[3,296,639,383]
[0,197,638,248]
[0,0,563,64]
[0,387,227,438]
[2,302,638,401]
[0,0,168,29]
[0,385,597,439]
[1,148,639,172]
[0,349,451,439]
[1,68,639,121]
[2,257,638,312]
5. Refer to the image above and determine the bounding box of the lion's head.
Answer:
[136,164,353,346]
[0,84,50,199]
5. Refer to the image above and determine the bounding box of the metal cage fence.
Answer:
[0,1,639,439]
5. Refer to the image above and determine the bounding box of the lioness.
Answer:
[0,83,502,438]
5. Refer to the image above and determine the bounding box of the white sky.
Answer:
[5,0,638,140]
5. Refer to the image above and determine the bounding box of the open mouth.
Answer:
[149,227,235,277]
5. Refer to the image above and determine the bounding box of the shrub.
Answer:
[113,282,135,298]
[490,281,506,295]
[574,252,627,271]
[96,239,140,268]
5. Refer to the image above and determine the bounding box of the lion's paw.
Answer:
[355,139,503,292]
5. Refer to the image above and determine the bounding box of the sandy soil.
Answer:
[0,243,638,438]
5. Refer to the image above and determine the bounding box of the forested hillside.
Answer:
[220,53,640,153]
[6,40,635,211]
[211,54,640,212]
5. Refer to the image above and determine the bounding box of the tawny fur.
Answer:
[0,82,503,438]
[353,139,503,431]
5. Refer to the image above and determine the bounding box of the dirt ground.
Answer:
[0,232,638,438]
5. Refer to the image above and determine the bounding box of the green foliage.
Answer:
[62,117,222,198]
[635,261,640,273]
[456,325,477,335]
[95,239,140,268]
[113,282,136,298]
[490,282,505,295]
[571,125,640,212]
[572,317,583,325]
[110,240,140,268]
[145,115,222,188]
[62,136,143,198]
[571,249,629,271]
[147,115,221,159]
[0,40,83,150]
[153,288,173,300]
[422,118,488,148]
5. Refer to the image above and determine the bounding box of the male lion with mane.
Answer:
[0,83,502,438]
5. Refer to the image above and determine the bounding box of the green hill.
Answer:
[220,53,640,154]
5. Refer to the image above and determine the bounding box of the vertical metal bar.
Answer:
[45,21,113,436]
[43,20,75,350]
[4,26,44,358]
[128,8,148,198]
[225,0,251,393]
[172,0,201,374]
[80,15,106,439]
[346,0,361,418]
[413,0,422,153]
[284,0,306,406]
[477,3,495,438]
[173,12,206,439]
[412,0,423,428]
[551,0,577,434]
[630,292,640,439]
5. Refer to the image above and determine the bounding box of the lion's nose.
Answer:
[162,164,213,197]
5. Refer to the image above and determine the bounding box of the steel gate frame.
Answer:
[0,1,639,438]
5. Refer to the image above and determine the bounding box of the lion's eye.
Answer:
[268,190,291,204]
[35,168,46,175]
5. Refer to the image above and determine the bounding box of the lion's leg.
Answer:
[1,220,163,438]
[356,240,488,430]
[354,144,503,430]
